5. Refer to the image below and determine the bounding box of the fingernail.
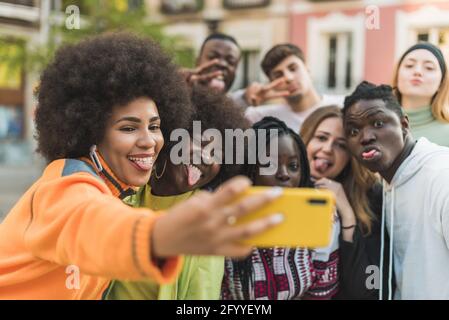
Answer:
[270,213,284,225]
[266,187,283,199]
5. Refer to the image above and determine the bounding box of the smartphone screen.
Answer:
[236,187,335,248]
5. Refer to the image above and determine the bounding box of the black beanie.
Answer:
[398,42,447,82]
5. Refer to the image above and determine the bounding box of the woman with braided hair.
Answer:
[221,117,340,300]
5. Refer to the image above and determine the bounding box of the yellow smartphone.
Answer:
[235,187,335,248]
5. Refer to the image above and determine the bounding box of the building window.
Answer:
[396,6,449,61]
[417,31,429,42]
[223,0,270,10]
[0,0,40,26]
[307,12,364,94]
[160,0,203,15]
[414,27,449,45]
[325,33,353,92]
[327,35,337,89]
[231,50,261,91]
[0,0,36,6]
[345,34,353,89]
[414,27,449,59]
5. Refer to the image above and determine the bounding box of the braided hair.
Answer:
[343,81,405,120]
[232,116,312,299]
[245,116,312,188]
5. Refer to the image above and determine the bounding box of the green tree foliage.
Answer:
[1,0,195,77]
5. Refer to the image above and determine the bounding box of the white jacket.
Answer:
[381,138,449,300]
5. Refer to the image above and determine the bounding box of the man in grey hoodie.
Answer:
[342,81,449,300]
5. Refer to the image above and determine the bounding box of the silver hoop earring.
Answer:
[89,145,103,172]
[154,160,167,179]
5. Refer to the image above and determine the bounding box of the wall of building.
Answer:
[290,0,449,94]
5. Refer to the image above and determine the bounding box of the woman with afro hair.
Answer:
[0,33,284,300]
[106,88,251,300]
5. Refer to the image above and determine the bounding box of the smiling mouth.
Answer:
[128,156,154,171]
[186,164,204,186]
[313,157,333,173]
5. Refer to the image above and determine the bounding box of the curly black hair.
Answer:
[163,86,250,190]
[343,81,404,120]
[35,32,193,162]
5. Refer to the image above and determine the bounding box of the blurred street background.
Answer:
[1,0,449,220]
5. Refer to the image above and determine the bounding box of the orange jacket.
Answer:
[0,158,182,299]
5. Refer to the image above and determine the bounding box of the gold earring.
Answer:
[154,160,167,179]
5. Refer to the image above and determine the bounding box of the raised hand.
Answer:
[244,77,291,106]
[314,177,357,241]
[180,59,224,87]
[151,176,284,258]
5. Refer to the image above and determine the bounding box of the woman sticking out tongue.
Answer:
[106,88,252,300]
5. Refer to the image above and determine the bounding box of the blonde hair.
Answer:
[300,105,379,234]
[392,48,449,122]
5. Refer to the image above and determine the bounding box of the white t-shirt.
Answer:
[244,95,344,133]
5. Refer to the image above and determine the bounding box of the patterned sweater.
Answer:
[222,212,340,300]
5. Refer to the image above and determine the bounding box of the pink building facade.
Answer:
[289,0,449,95]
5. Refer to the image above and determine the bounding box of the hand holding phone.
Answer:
[234,187,336,248]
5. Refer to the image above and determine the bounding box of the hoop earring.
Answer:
[154,160,167,179]
[89,145,103,172]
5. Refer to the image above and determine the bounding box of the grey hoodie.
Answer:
[381,138,449,299]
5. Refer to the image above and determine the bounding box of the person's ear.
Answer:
[401,115,410,138]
